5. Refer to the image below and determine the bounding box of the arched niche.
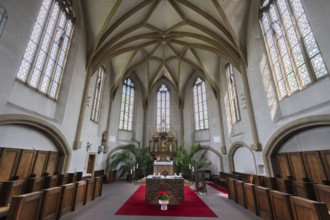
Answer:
[228,141,257,174]
[0,114,71,173]
[263,115,330,176]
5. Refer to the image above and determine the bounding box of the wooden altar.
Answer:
[149,129,177,175]
[145,175,184,205]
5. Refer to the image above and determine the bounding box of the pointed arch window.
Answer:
[260,0,328,99]
[91,67,105,123]
[119,78,134,131]
[226,63,240,124]
[16,0,74,100]
[193,78,209,130]
[157,84,170,132]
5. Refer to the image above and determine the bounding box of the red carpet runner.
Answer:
[115,186,217,217]
[206,182,228,194]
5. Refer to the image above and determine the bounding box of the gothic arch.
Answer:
[0,114,71,173]
[263,115,330,176]
[200,146,224,172]
[228,141,257,173]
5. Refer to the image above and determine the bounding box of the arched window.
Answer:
[16,0,74,100]
[157,84,170,132]
[260,0,328,99]
[119,78,134,131]
[91,67,105,123]
[226,63,240,124]
[193,78,209,130]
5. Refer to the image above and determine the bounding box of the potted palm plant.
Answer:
[108,141,153,181]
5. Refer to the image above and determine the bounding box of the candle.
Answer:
[130,169,132,174]
[133,166,135,171]
[136,163,138,169]
[192,167,194,172]
[189,164,191,169]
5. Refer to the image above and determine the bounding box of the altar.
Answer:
[145,175,184,205]
[153,161,174,175]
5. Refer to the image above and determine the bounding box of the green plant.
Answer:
[173,138,211,176]
[158,191,170,201]
[108,141,153,179]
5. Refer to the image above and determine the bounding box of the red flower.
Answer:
[158,191,170,200]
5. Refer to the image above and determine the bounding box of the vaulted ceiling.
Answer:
[81,0,251,105]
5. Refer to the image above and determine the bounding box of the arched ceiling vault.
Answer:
[81,0,251,106]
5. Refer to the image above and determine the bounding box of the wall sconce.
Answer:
[98,145,103,154]
[86,142,91,151]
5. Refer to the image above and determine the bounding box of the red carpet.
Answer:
[115,186,217,217]
[207,182,228,194]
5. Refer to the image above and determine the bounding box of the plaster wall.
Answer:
[244,0,330,170]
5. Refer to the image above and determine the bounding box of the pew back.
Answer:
[6,191,43,220]
[290,196,329,220]
[39,186,62,220]
[269,190,293,220]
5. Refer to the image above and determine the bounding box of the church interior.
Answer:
[0,0,330,219]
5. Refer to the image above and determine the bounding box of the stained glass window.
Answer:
[16,0,74,100]
[226,64,240,124]
[260,0,328,99]
[91,67,105,122]
[119,78,134,131]
[157,84,170,132]
[193,78,209,130]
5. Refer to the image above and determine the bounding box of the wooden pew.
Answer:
[74,181,86,210]
[264,176,277,190]
[57,173,70,186]
[235,180,246,208]
[94,176,103,199]
[227,178,237,202]
[234,172,253,183]
[68,173,76,183]
[276,178,293,194]
[39,186,62,220]
[6,191,43,220]
[43,175,59,189]
[58,183,76,218]
[269,190,293,220]
[0,180,26,206]
[25,176,44,193]
[219,172,242,188]
[84,178,95,205]
[290,196,329,220]
[244,182,258,215]
[255,186,273,220]
[253,175,264,186]
[291,180,315,200]
[313,184,330,212]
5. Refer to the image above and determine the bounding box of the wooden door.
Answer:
[15,149,36,180]
[276,153,291,179]
[302,151,326,183]
[0,148,22,181]
[287,152,307,181]
[87,154,95,174]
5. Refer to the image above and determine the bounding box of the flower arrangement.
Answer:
[158,191,170,201]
